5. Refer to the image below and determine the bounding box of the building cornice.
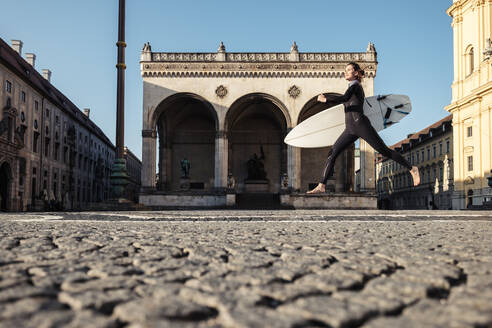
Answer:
[141,61,377,79]
[141,69,377,79]
[445,82,492,112]
[148,51,376,63]
[140,42,378,78]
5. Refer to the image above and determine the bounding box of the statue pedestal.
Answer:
[180,177,191,191]
[244,179,269,193]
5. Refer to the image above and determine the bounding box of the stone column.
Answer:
[215,130,228,190]
[157,127,168,191]
[141,129,157,191]
[288,145,301,190]
[360,139,375,191]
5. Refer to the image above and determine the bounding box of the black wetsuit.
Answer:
[320,80,412,184]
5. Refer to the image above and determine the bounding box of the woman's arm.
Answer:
[319,84,356,104]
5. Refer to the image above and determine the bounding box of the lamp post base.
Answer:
[110,158,130,201]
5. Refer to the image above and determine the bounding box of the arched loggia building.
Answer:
[140,42,378,207]
[153,93,218,192]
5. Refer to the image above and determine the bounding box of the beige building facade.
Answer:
[139,42,378,207]
[376,115,454,209]
[446,0,492,208]
[0,38,116,211]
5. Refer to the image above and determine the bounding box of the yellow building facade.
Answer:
[446,0,492,209]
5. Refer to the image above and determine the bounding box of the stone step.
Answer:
[235,193,283,209]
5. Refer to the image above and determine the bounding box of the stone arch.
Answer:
[225,93,291,193]
[225,93,291,132]
[0,161,12,211]
[297,93,341,124]
[154,93,218,192]
[296,93,354,192]
[151,92,218,132]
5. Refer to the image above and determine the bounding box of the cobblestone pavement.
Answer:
[0,210,491,328]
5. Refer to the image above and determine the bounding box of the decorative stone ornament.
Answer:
[141,129,157,138]
[288,85,301,98]
[218,41,226,53]
[281,173,289,189]
[215,85,228,98]
[484,38,492,60]
[227,173,235,189]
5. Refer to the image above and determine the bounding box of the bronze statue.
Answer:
[181,158,190,178]
[246,146,267,180]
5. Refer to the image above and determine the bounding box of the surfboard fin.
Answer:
[384,108,392,120]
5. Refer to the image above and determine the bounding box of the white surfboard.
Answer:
[284,94,411,148]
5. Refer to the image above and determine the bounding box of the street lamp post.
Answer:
[110,0,129,200]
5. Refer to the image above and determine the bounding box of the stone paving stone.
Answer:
[0,211,491,327]
[65,309,119,328]
[335,290,405,316]
[277,294,377,327]
[0,310,74,328]
[0,297,66,319]
[58,289,134,314]
[113,296,219,327]
[0,285,58,303]
[60,276,140,293]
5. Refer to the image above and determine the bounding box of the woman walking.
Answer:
[307,62,420,194]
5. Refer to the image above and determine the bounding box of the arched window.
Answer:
[466,46,474,76]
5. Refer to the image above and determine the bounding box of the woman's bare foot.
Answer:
[410,166,420,186]
[307,183,326,194]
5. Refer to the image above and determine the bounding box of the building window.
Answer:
[421,150,424,162]
[427,148,430,161]
[439,166,443,181]
[439,142,442,155]
[21,91,26,103]
[467,126,472,137]
[46,108,50,118]
[5,80,12,93]
[34,100,39,112]
[446,140,450,153]
[466,46,474,76]
[63,146,68,164]
[468,156,473,171]
[416,152,419,164]
[44,138,50,157]
[33,132,40,153]
[432,144,436,158]
[54,143,60,161]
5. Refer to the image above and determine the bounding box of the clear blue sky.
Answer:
[0,1,453,160]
